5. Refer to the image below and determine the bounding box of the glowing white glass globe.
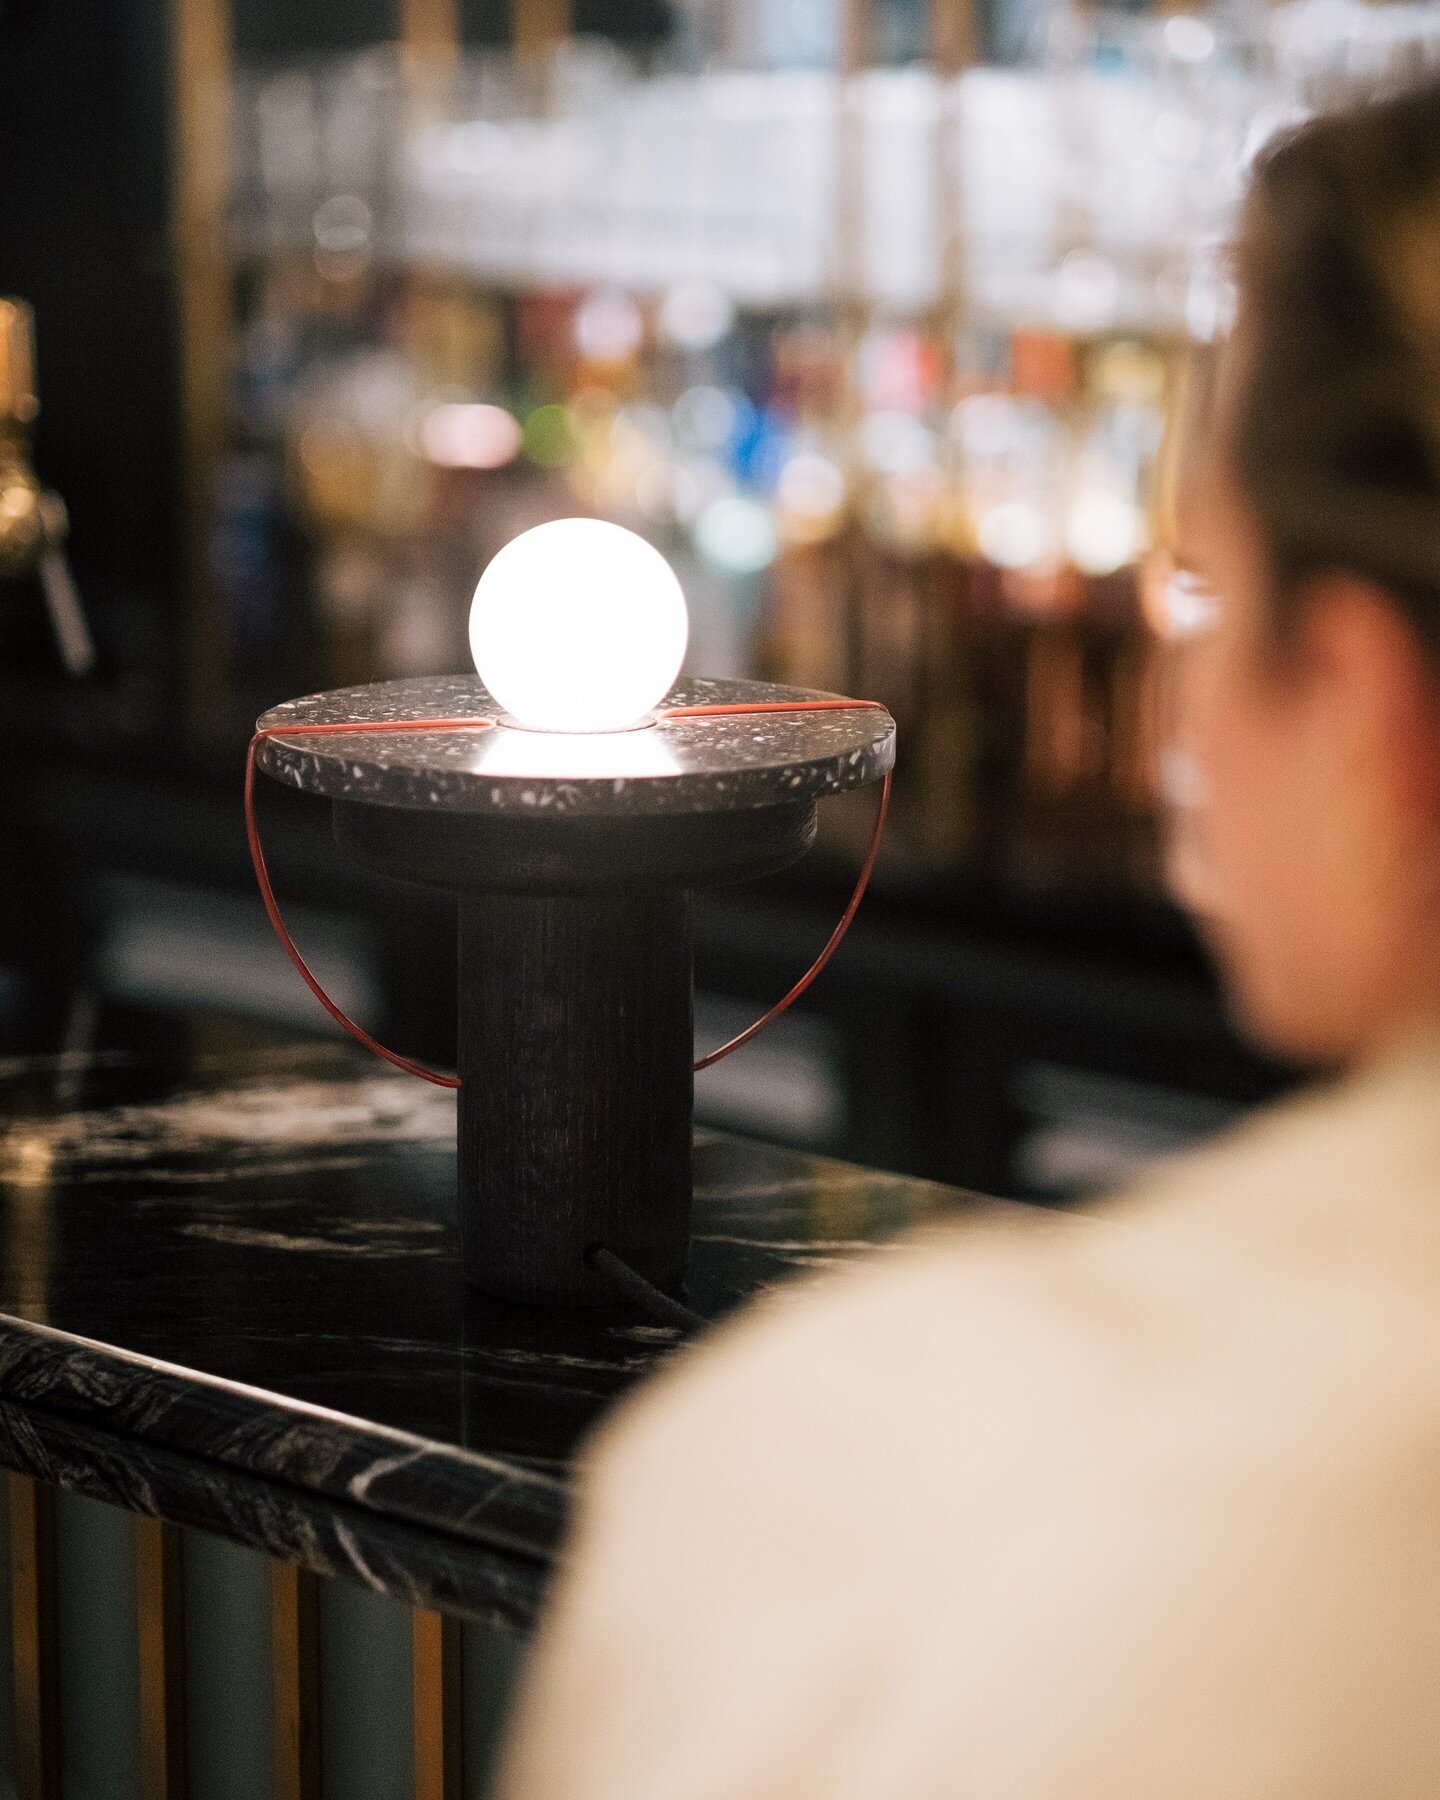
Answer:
[469,519,689,733]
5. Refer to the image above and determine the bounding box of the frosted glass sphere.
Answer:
[469,519,689,733]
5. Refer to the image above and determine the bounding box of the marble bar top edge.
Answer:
[0,1313,567,1564]
[0,1395,547,1630]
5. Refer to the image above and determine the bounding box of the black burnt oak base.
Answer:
[457,886,694,1304]
[339,795,825,1304]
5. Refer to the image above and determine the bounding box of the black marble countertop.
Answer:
[0,1009,998,1626]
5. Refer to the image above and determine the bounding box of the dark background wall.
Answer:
[0,0,181,613]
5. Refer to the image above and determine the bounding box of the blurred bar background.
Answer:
[3,0,1438,1201]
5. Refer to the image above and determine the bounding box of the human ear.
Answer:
[1294,573,1440,831]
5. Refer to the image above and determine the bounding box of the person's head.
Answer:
[1175,75,1440,1065]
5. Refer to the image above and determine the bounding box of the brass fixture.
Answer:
[0,298,95,676]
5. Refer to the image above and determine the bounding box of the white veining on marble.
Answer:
[0,1077,457,1176]
[605,1322,683,1345]
[177,1223,445,1258]
[76,1155,369,1186]
[0,1049,137,1083]
[333,1518,387,1593]
[691,1233,900,1253]
[349,1445,429,1504]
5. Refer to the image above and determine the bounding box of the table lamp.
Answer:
[248,520,895,1307]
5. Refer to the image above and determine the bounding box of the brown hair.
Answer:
[1233,75,1440,659]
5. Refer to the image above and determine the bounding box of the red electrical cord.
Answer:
[245,701,891,1088]
[692,758,890,1070]
[660,699,888,721]
[246,718,495,1085]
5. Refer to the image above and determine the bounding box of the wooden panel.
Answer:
[833,0,876,320]
[412,1610,463,1800]
[168,0,233,741]
[271,1563,322,1800]
[840,0,874,72]
[135,1518,188,1800]
[400,0,460,60]
[512,0,570,57]
[928,0,975,338]
[9,1476,60,1800]
[929,0,979,72]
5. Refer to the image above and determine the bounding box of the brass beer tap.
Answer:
[0,298,95,676]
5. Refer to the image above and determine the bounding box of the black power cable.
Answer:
[587,1246,705,1334]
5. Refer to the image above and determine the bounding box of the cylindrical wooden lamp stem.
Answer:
[456,888,694,1304]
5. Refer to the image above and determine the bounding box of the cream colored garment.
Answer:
[498,1031,1440,1800]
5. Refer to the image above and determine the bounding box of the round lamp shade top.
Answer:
[468,519,689,734]
[256,676,895,818]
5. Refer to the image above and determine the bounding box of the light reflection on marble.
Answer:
[471,722,682,784]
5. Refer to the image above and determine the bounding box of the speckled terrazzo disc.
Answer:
[256,675,895,818]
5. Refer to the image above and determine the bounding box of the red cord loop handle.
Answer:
[245,702,891,1088]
